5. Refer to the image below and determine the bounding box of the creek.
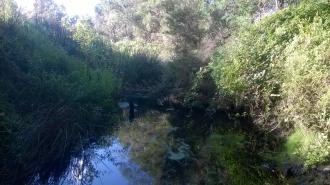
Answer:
[23,104,284,185]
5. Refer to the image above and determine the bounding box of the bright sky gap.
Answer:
[15,0,100,17]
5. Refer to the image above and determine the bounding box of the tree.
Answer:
[33,0,78,51]
[162,0,210,56]
[33,0,66,24]
[0,0,20,24]
[95,0,138,42]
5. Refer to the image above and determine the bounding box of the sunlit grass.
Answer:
[276,128,330,167]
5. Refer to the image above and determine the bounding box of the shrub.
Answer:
[211,2,330,132]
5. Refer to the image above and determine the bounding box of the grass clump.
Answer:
[277,129,330,167]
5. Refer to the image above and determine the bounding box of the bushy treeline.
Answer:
[92,0,269,104]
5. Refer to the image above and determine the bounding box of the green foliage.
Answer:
[183,66,218,109]
[114,39,163,58]
[159,55,203,103]
[93,0,277,106]
[210,0,258,32]
[276,129,330,167]
[72,21,110,62]
[207,133,245,184]
[278,13,330,131]
[0,93,10,172]
[0,20,116,108]
[71,20,164,91]
[1,0,330,184]
[95,0,175,60]
[163,0,209,54]
[211,1,330,133]
[0,5,118,183]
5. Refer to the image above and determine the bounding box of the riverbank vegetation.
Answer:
[0,0,161,183]
[211,1,330,168]
[0,0,329,184]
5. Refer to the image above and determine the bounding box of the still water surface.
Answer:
[24,110,281,185]
[60,138,153,185]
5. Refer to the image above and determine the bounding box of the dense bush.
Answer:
[0,12,118,184]
[211,1,330,167]
[211,2,330,131]
[0,22,116,109]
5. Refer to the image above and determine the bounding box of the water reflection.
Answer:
[60,138,153,185]
[10,109,281,185]
[117,111,196,185]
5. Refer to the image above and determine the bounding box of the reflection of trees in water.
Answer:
[117,111,195,185]
[59,137,153,185]
[118,111,171,183]
[119,160,154,185]
[26,148,98,185]
[14,110,196,185]
[61,151,98,185]
[60,138,121,185]
[4,102,118,185]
